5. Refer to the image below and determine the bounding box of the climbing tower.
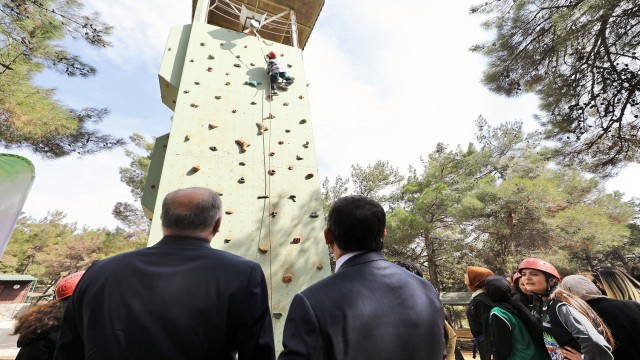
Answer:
[141,0,328,350]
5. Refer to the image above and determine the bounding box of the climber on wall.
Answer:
[266,51,294,96]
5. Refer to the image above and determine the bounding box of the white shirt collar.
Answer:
[334,251,366,272]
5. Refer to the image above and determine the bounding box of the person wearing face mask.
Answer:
[518,258,613,360]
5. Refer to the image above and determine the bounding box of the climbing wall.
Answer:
[142,22,331,349]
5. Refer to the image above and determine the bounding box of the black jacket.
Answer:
[587,297,640,360]
[279,251,445,360]
[466,291,492,360]
[54,236,275,360]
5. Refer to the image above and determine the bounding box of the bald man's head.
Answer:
[161,187,222,234]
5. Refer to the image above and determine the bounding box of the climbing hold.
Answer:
[269,152,275,157]
[299,95,304,99]
[270,211,278,217]
[200,42,206,46]
[208,123,218,129]
[282,275,293,283]
[194,81,200,85]
[171,100,176,104]
[184,90,190,93]
[215,95,221,99]
[209,146,217,151]
[316,264,324,270]
[268,169,276,176]
[162,144,167,148]
[299,119,307,124]
[225,210,234,215]
[234,63,241,68]
[296,155,304,160]
[303,141,310,148]
[287,64,292,68]
[288,166,293,170]
[250,62,255,66]
[235,138,250,152]
[168,47,172,51]
[310,211,320,218]
[150,184,156,189]
[184,135,191,141]
[244,80,262,87]
[257,195,269,199]
[225,81,230,86]
[224,238,231,244]
[225,72,230,75]
[250,101,257,105]
[288,195,296,201]
[232,109,237,113]
[305,173,314,179]
[238,177,245,184]
[243,45,247,48]
[258,247,269,254]
[256,122,269,134]
[273,313,283,320]
[278,141,284,145]
[280,53,285,57]
[191,165,201,172]
[207,67,213,72]
[189,59,194,62]
[208,54,215,59]
[285,129,291,133]
[236,55,241,58]
[217,192,223,196]
[290,237,301,244]
[283,102,289,106]
[190,103,199,108]
[239,162,246,166]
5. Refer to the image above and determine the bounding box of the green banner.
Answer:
[0,154,35,258]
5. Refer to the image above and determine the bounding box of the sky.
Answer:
[3,0,640,229]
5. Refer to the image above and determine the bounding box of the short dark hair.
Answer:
[393,260,423,277]
[161,187,222,232]
[326,195,385,252]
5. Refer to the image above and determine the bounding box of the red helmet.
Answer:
[267,51,276,59]
[517,258,561,280]
[513,272,521,283]
[55,271,85,300]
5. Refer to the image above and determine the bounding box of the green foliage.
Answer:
[471,0,640,176]
[0,0,124,157]
[112,133,153,232]
[0,212,144,287]
[323,119,638,290]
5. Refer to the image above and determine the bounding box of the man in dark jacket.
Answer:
[54,187,275,360]
[278,195,444,360]
[560,274,640,360]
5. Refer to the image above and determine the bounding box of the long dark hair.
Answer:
[550,288,615,349]
[13,300,66,342]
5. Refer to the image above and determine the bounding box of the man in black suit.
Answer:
[279,195,444,360]
[54,187,275,360]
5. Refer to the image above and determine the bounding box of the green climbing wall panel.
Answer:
[144,22,331,350]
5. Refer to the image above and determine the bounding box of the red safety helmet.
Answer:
[267,51,277,59]
[55,271,85,300]
[517,258,561,280]
[513,272,522,283]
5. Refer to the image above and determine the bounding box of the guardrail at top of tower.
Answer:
[191,0,325,49]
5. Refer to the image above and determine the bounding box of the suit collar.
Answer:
[336,251,385,272]
[156,235,212,248]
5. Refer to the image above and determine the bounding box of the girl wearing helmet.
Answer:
[12,271,84,360]
[518,259,613,360]
[265,51,294,95]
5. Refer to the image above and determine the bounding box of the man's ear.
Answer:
[212,217,222,237]
[383,229,388,239]
[324,228,334,245]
